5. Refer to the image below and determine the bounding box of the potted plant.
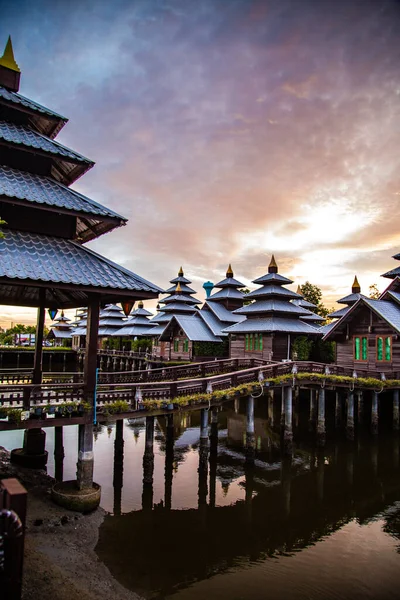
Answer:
[8,408,22,424]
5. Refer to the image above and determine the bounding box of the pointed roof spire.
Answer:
[226,263,234,278]
[176,282,182,293]
[138,300,144,309]
[0,37,20,73]
[296,285,302,296]
[352,275,361,293]
[178,266,184,277]
[268,254,278,274]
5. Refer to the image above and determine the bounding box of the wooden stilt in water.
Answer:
[346,391,355,441]
[393,389,399,431]
[317,388,326,446]
[371,391,379,435]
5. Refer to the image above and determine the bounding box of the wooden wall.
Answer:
[229,334,273,361]
[335,305,400,372]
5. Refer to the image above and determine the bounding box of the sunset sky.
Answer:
[1,0,400,327]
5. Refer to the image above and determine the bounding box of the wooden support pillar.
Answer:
[200,408,209,440]
[77,423,94,490]
[209,409,218,509]
[309,388,316,432]
[113,419,124,516]
[83,296,100,407]
[267,390,274,427]
[335,391,341,428]
[164,414,174,510]
[346,391,355,441]
[317,388,326,446]
[246,396,256,465]
[54,426,64,483]
[283,386,293,455]
[280,386,285,428]
[33,288,46,385]
[393,389,399,431]
[371,391,379,435]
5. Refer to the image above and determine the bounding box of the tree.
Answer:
[299,281,330,318]
[239,288,252,305]
[369,283,380,299]
[0,217,5,239]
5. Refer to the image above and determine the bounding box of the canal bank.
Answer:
[0,447,143,600]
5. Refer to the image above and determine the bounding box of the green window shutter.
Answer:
[174,339,179,352]
[377,337,383,361]
[385,337,391,361]
[250,334,253,351]
[259,335,263,351]
[254,333,258,351]
[362,337,368,361]
[354,337,360,360]
[245,334,249,351]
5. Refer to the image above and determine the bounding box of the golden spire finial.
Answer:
[352,275,361,293]
[138,301,144,309]
[176,282,182,294]
[0,36,20,73]
[296,285,302,295]
[226,263,234,278]
[268,254,278,273]
[178,266,184,277]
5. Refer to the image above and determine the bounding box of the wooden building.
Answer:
[224,256,322,361]
[47,310,73,346]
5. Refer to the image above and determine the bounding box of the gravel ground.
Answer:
[0,447,144,600]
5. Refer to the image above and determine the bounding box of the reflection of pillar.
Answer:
[346,451,354,488]
[346,392,355,441]
[283,386,293,454]
[267,390,274,427]
[246,396,256,464]
[280,387,285,428]
[164,414,174,510]
[317,451,324,503]
[371,441,378,477]
[371,392,379,435]
[113,419,124,516]
[393,435,399,470]
[393,390,399,431]
[335,392,341,428]
[357,391,363,426]
[142,416,154,511]
[244,448,255,525]
[209,409,218,509]
[317,389,326,446]
[198,437,209,512]
[54,426,64,483]
[234,397,240,414]
[281,456,292,518]
[309,389,316,432]
[77,423,94,490]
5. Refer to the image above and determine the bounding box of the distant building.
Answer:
[47,310,73,346]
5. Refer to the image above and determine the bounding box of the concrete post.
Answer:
[200,408,209,440]
[54,426,64,483]
[113,419,124,516]
[335,391,341,428]
[309,389,316,432]
[283,386,293,455]
[317,388,326,446]
[346,391,355,441]
[371,391,379,435]
[142,416,154,511]
[77,423,94,490]
[164,414,174,510]
[393,389,399,431]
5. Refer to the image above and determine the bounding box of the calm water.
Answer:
[2,393,400,600]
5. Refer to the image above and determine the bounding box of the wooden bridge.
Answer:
[1,358,399,431]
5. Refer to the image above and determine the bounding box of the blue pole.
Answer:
[93,367,99,425]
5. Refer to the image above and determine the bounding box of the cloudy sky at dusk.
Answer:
[1,0,400,326]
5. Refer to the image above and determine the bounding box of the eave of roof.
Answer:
[252,272,293,285]
[223,317,321,335]
[159,314,222,343]
[234,300,309,316]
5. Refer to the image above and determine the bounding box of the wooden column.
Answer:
[357,391,363,426]
[309,389,316,432]
[83,296,100,405]
[335,391,341,427]
[267,390,274,427]
[113,419,124,516]
[32,288,46,384]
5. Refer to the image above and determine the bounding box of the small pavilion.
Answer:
[0,38,161,497]
[224,256,322,361]
[112,301,157,348]
[47,310,73,346]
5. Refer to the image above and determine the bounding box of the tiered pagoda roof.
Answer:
[382,254,400,280]
[113,301,156,338]
[292,285,325,324]
[74,304,126,337]
[207,264,245,306]
[0,37,161,309]
[327,276,366,320]
[48,310,73,341]
[223,256,320,335]
[149,268,200,333]
[201,264,246,337]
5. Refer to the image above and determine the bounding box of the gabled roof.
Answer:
[323,297,400,340]
[204,300,245,323]
[159,314,222,343]
[223,317,321,335]
[327,306,350,319]
[0,229,162,307]
[48,329,72,339]
[337,292,366,305]
[198,309,228,337]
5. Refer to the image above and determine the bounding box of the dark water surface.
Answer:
[2,393,400,599]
